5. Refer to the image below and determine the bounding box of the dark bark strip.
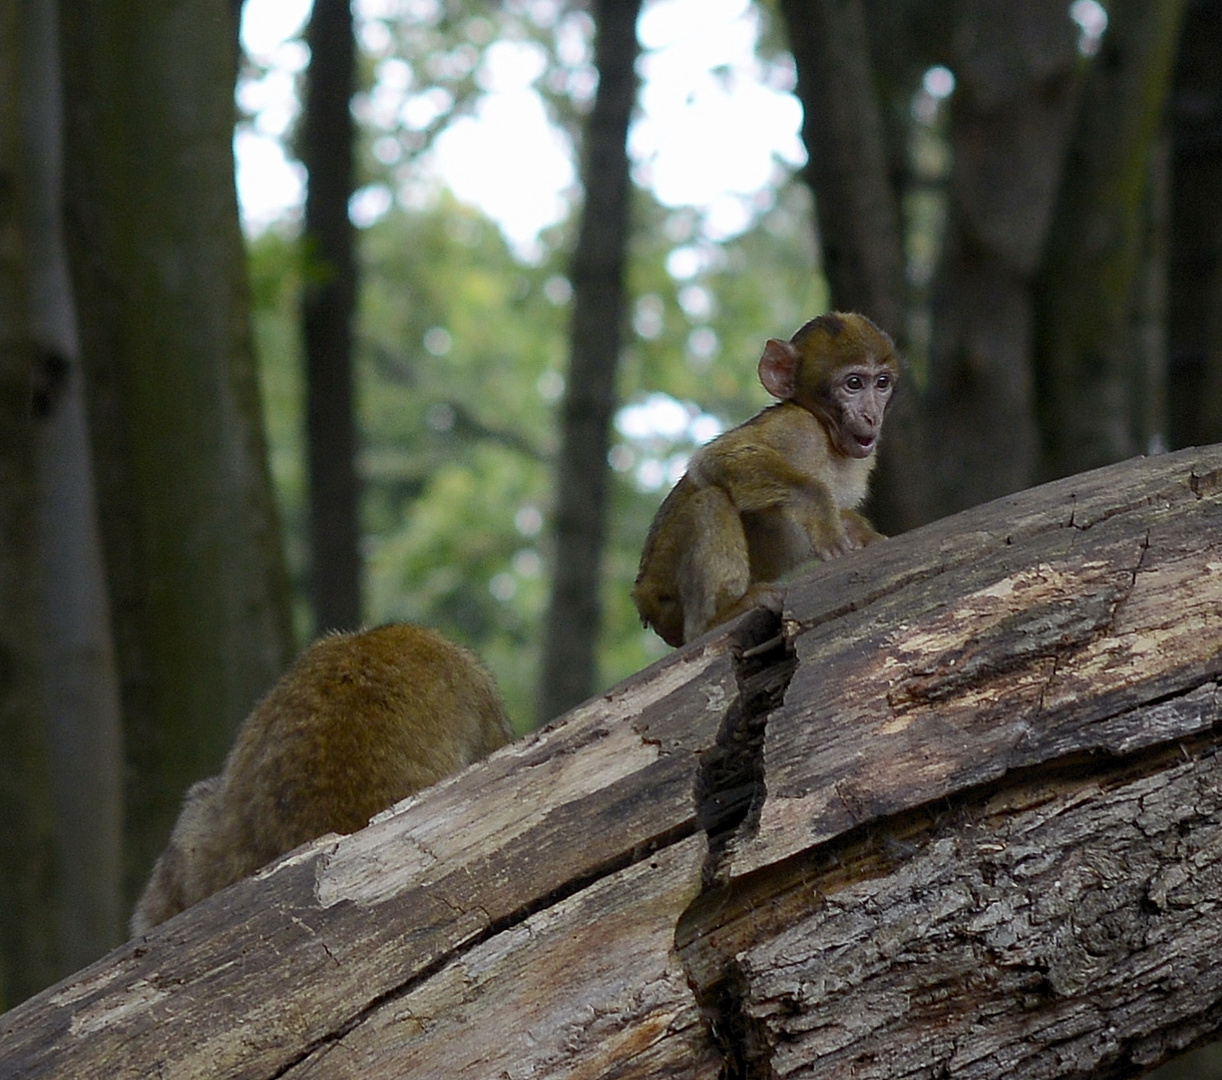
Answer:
[302,0,361,633]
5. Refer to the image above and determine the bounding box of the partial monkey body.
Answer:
[130,623,512,934]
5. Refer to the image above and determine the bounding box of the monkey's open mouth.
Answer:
[855,434,876,451]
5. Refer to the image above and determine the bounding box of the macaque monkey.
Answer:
[130,623,512,935]
[632,312,898,647]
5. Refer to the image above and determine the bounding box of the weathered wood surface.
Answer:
[2,445,1220,1080]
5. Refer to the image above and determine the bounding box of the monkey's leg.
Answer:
[677,488,751,643]
[706,581,786,635]
[703,448,854,562]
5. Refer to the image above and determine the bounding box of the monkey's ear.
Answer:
[758,338,799,399]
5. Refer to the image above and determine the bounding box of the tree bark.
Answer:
[1035,0,1187,483]
[538,0,641,723]
[302,0,361,635]
[781,0,907,337]
[779,0,932,534]
[4,443,1222,1078]
[0,0,60,1008]
[925,0,1081,518]
[59,0,296,905]
[1166,0,1222,453]
[23,0,124,973]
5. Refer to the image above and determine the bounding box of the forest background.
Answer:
[2,0,1220,1063]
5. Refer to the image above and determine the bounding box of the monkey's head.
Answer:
[758,312,898,459]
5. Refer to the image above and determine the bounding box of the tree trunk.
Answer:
[1166,0,1222,452]
[6,443,1222,1078]
[1034,0,1187,481]
[24,0,124,972]
[781,0,907,337]
[538,0,641,723]
[924,0,1081,518]
[1132,129,1172,458]
[779,0,932,534]
[302,0,361,635]
[58,0,296,906]
[0,0,60,1008]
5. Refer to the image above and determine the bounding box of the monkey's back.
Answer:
[224,624,512,869]
[130,624,512,934]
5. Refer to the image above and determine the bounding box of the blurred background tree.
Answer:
[2,16,1220,1075]
[0,0,59,1007]
[59,0,296,927]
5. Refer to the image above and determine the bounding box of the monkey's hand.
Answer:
[806,517,858,561]
[841,508,886,549]
[808,507,886,559]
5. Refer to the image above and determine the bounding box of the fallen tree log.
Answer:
[2,445,1221,1080]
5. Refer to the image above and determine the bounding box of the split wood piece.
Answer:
[726,444,1222,876]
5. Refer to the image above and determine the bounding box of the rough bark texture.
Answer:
[2,445,1221,1078]
[539,0,642,723]
[779,0,931,534]
[302,0,361,634]
[1035,0,1187,481]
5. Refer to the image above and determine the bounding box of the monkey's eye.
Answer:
[876,373,892,390]
[845,374,865,391]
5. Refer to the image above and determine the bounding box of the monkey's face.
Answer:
[820,358,895,459]
[759,312,900,460]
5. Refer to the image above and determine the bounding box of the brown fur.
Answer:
[632,313,898,646]
[130,623,512,934]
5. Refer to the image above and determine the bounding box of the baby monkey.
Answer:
[633,312,898,646]
[130,623,512,934]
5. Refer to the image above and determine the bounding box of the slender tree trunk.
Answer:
[0,0,60,1008]
[231,0,244,56]
[1034,0,1187,480]
[779,0,932,533]
[302,0,361,635]
[538,0,641,724]
[25,0,124,971]
[924,0,1081,516]
[59,0,295,907]
[1166,0,1222,452]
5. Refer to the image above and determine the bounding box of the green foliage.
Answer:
[356,205,565,728]
[250,179,825,732]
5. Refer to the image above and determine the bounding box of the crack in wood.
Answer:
[681,612,801,1077]
[695,613,796,880]
[676,699,1222,1079]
